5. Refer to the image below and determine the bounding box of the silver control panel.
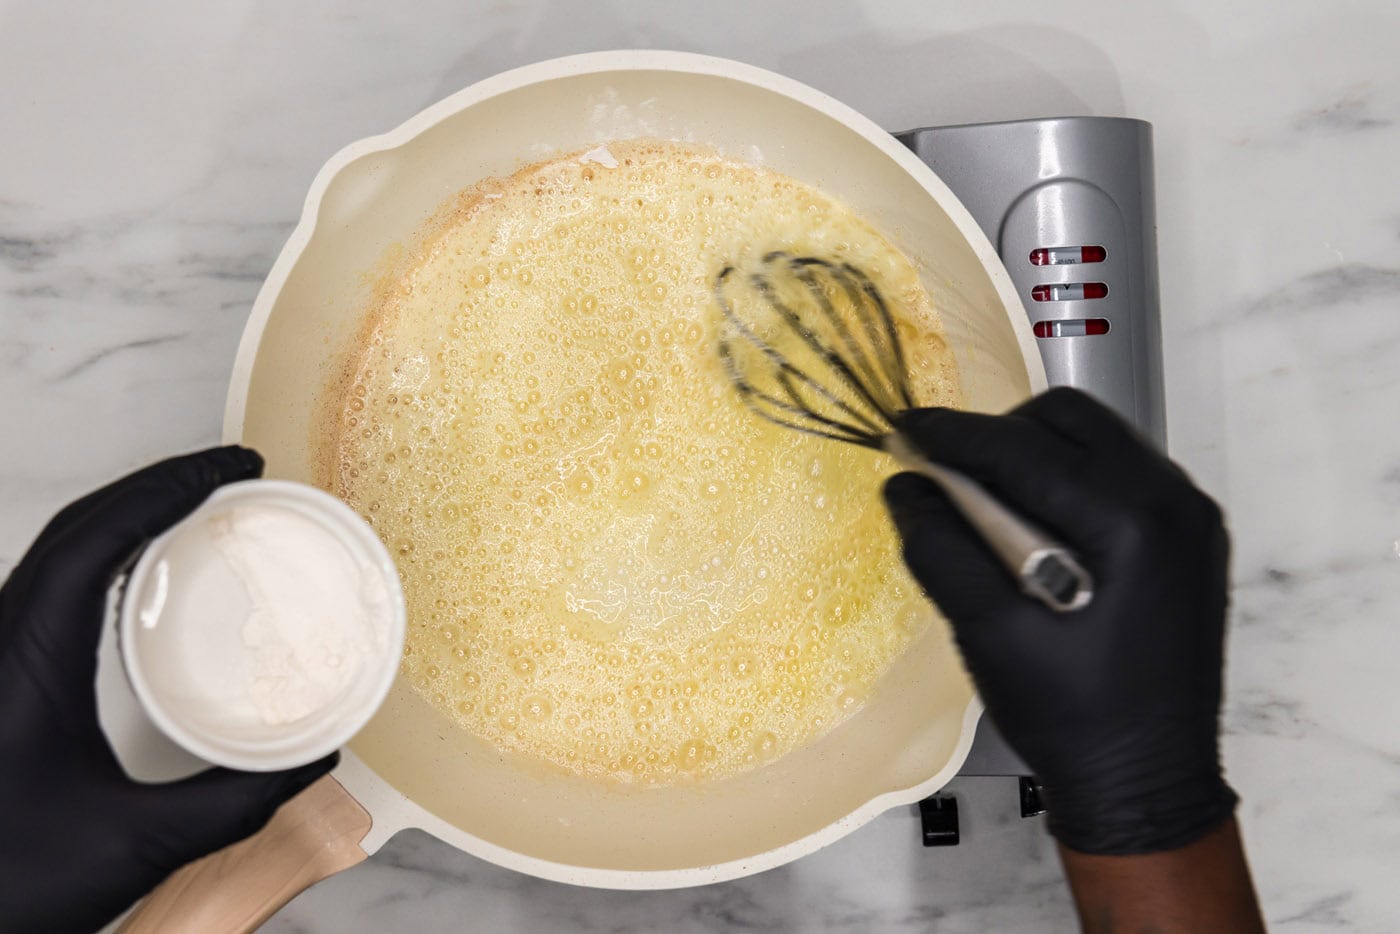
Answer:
[896,117,1165,779]
[898,116,1165,446]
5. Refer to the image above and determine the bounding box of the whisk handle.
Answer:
[884,433,1094,613]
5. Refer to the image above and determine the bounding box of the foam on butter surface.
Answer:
[328,140,961,783]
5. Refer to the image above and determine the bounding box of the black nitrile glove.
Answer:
[883,388,1238,855]
[0,447,338,934]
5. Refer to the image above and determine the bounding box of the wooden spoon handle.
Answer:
[118,775,371,933]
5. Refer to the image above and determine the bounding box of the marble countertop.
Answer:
[3,1,1398,930]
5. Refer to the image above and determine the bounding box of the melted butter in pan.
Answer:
[329,139,961,784]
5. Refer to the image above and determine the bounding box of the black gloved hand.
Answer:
[0,447,338,934]
[883,387,1237,855]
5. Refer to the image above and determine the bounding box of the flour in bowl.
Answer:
[210,504,391,726]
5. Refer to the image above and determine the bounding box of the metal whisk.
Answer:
[715,251,1092,612]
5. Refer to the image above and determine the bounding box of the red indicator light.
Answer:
[1033,319,1111,338]
[1029,246,1107,266]
[1031,283,1109,302]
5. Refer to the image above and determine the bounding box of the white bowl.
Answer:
[118,479,406,771]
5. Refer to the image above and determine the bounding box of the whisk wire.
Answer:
[714,250,1095,614]
[775,367,886,443]
[714,253,914,447]
[837,261,917,413]
[746,267,891,436]
[716,342,876,447]
[782,257,901,425]
[716,264,891,445]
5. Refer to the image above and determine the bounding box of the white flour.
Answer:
[209,505,390,725]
